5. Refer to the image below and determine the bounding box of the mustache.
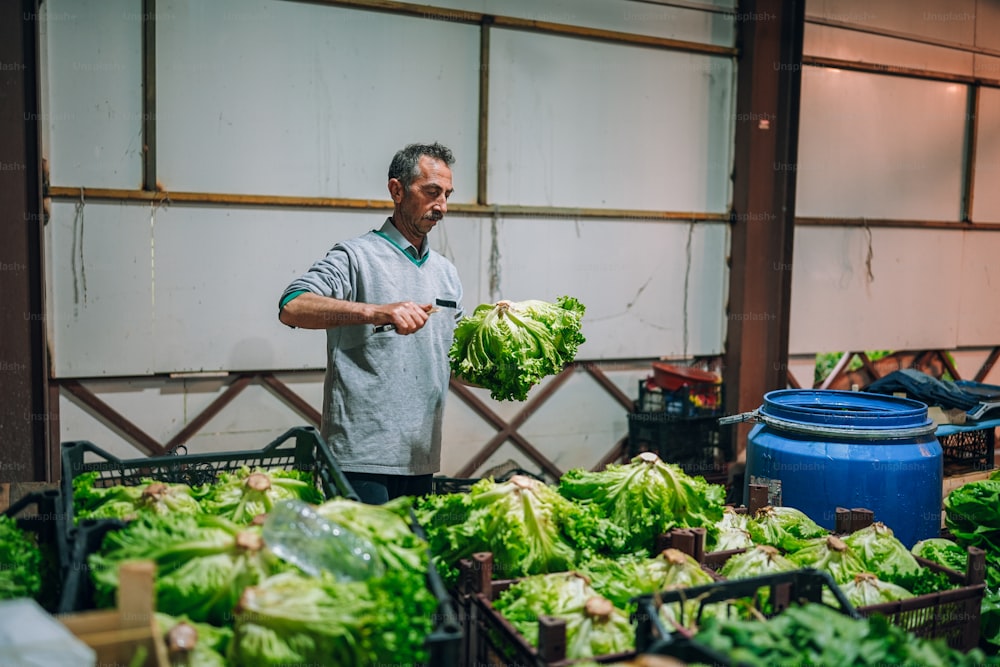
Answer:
[423,212,443,221]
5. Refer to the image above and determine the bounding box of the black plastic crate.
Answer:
[60,425,358,530]
[58,426,358,613]
[633,568,860,659]
[468,582,638,666]
[675,514,988,654]
[939,426,995,474]
[627,411,729,481]
[410,509,465,667]
[2,489,66,612]
[636,378,723,419]
[432,468,546,495]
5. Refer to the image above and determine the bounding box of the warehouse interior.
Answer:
[3,0,998,482]
[3,0,1000,663]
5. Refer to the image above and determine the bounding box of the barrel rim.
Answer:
[760,389,932,431]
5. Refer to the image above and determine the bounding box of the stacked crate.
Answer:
[627,363,728,484]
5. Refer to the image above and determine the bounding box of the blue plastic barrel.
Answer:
[743,389,942,547]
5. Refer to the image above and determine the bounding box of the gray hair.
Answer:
[388,142,455,190]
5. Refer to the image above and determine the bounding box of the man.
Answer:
[278,142,463,504]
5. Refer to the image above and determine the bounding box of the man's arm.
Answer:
[279,292,434,333]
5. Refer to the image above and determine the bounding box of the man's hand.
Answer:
[279,293,435,334]
[373,302,435,335]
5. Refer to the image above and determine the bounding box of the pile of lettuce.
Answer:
[72,466,322,525]
[415,474,624,585]
[0,514,43,602]
[78,471,442,666]
[706,514,954,609]
[449,296,586,401]
[73,472,205,522]
[944,475,1000,648]
[694,601,1000,666]
[416,455,730,588]
[229,498,440,667]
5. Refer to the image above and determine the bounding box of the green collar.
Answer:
[373,229,428,267]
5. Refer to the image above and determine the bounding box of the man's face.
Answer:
[390,156,454,244]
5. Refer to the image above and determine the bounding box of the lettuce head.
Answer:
[558,452,726,555]
[449,296,586,401]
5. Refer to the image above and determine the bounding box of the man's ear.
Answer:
[388,178,404,203]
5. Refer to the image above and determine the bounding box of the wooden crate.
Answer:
[58,561,169,667]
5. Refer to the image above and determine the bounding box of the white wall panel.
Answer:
[392,0,736,47]
[47,202,487,376]
[156,0,480,201]
[973,87,1000,223]
[45,0,143,189]
[516,369,635,472]
[804,23,973,76]
[956,231,1000,346]
[806,0,977,45]
[47,201,156,376]
[789,226,964,354]
[489,29,733,212]
[487,217,729,358]
[796,67,967,221]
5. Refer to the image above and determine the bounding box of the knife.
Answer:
[373,307,441,334]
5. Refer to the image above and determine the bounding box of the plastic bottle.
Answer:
[262,499,385,581]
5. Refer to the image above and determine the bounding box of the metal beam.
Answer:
[46,186,730,223]
[142,0,157,191]
[724,0,804,459]
[61,381,167,457]
[0,0,48,483]
[162,375,253,452]
[260,374,322,426]
[975,348,1000,383]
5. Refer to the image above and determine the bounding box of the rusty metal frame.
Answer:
[0,0,49,483]
[809,347,1000,390]
[49,360,644,477]
[723,0,804,460]
[54,372,323,458]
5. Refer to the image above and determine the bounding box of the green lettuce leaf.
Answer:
[912,538,968,574]
[707,507,754,552]
[788,535,868,585]
[313,497,427,574]
[449,296,586,402]
[492,571,634,659]
[200,467,323,524]
[578,548,715,611]
[229,571,377,666]
[843,522,921,578]
[89,513,292,624]
[73,472,205,523]
[155,612,232,667]
[558,452,725,555]
[747,505,828,552]
[718,545,798,580]
[229,567,438,667]
[837,573,914,607]
[0,515,42,601]
[415,475,624,585]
